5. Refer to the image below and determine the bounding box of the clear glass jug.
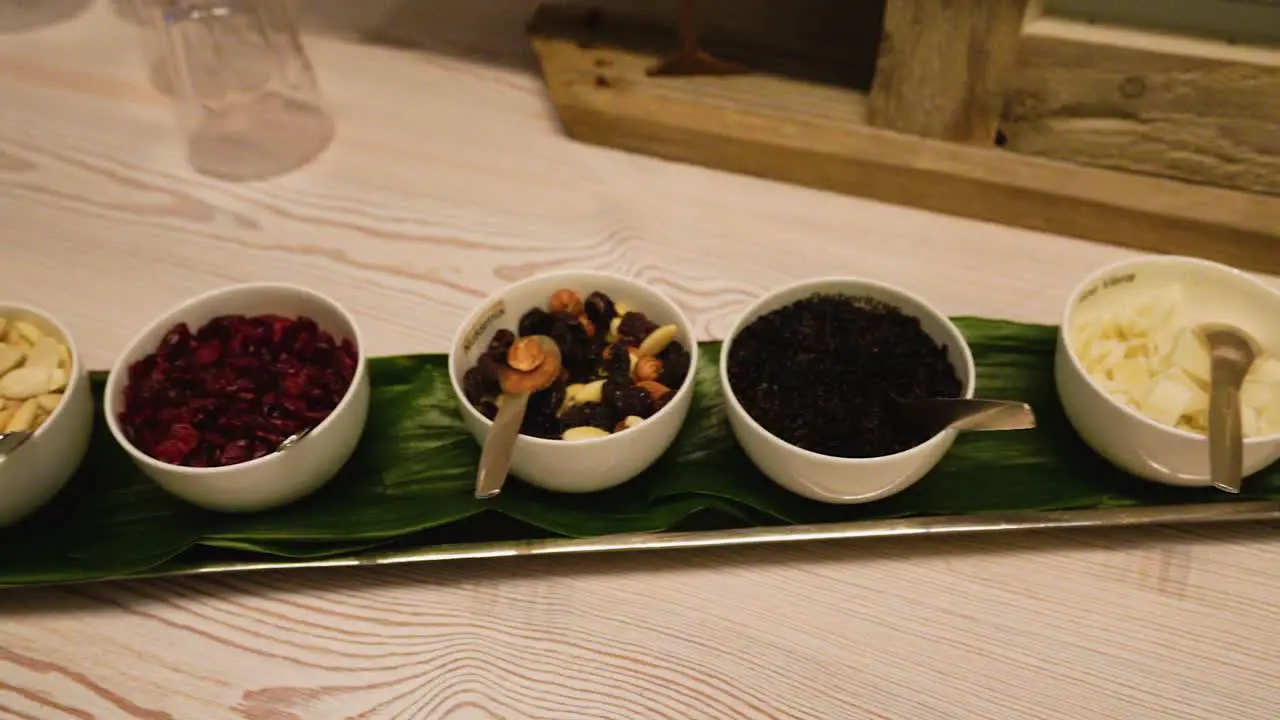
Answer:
[153,0,335,181]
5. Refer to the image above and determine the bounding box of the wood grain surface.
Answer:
[1,2,1278,718]
[1005,17,1280,196]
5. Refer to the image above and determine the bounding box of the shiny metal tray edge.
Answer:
[79,500,1278,586]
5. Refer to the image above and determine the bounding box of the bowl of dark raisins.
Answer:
[720,277,975,504]
[449,271,698,494]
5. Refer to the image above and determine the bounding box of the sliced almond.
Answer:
[0,344,23,375]
[562,426,610,441]
[606,316,623,344]
[0,317,6,340]
[11,337,33,353]
[58,343,72,370]
[638,324,679,358]
[0,405,14,430]
[35,393,63,413]
[25,337,61,370]
[12,320,44,345]
[4,398,38,433]
[563,379,606,409]
[47,368,68,393]
[0,366,51,400]
[32,412,49,431]
[614,415,644,432]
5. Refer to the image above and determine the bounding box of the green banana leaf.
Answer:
[2,318,1277,587]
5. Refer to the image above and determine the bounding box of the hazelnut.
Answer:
[637,380,671,400]
[549,288,584,316]
[634,356,663,382]
[507,336,546,371]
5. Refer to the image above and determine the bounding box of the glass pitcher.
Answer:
[154,0,335,181]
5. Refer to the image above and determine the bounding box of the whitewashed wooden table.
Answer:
[1,3,1277,719]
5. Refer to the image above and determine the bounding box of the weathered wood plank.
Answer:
[868,0,1031,143]
[1004,18,1280,196]
[528,5,1280,274]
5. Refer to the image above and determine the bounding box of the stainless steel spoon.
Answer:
[0,431,33,462]
[1195,323,1261,494]
[475,336,563,500]
[892,398,1037,436]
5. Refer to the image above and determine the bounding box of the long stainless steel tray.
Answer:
[98,499,1278,585]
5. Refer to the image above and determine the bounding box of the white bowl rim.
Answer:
[102,282,368,476]
[447,269,700,447]
[0,300,88,444]
[1060,254,1280,445]
[717,275,978,465]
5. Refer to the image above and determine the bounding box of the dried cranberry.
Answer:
[119,314,358,468]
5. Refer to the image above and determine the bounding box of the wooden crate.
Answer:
[527,2,1280,274]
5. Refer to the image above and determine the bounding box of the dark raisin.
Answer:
[462,366,489,405]
[651,391,673,415]
[616,384,655,418]
[520,411,562,439]
[518,308,555,338]
[477,400,499,420]
[561,402,616,432]
[527,380,566,420]
[617,312,658,345]
[486,329,515,358]
[601,343,631,380]
[657,342,691,390]
[476,354,504,390]
[584,291,617,333]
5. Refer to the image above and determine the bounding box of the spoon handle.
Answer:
[899,398,1037,432]
[1207,360,1245,494]
[475,393,530,500]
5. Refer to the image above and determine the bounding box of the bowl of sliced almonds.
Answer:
[1056,256,1280,487]
[0,303,94,526]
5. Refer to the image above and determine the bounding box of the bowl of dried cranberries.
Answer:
[449,270,698,494]
[103,283,370,512]
[720,276,975,504]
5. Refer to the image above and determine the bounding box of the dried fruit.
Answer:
[118,314,358,468]
[617,312,658,346]
[0,316,72,431]
[463,287,692,439]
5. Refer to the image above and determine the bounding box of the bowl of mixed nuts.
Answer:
[449,270,698,494]
[0,302,94,526]
[102,283,370,513]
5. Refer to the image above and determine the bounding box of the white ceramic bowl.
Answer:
[449,270,698,494]
[1055,255,1280,487]
[719,277,976,504]
[0,303,94,526]
[103,283,370,512]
